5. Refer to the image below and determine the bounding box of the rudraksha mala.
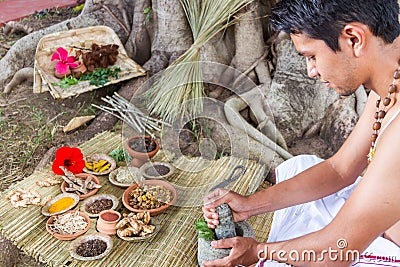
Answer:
[367,67,400,163]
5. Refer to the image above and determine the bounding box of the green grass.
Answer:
[0,105,56,171]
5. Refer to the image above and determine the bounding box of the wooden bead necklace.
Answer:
[367,67,400,164]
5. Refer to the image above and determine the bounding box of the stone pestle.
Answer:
[214,203,237,240]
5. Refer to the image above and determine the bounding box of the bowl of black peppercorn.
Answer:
[81,194,119,217]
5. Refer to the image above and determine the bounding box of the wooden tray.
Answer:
[33,26,146,99]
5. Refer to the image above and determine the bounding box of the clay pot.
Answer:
[197,221,254,266]
[124,136,160,167]
[122,179,177,216]
[54,68,71,79]
[71,61,87,79]
[96,210,121,235]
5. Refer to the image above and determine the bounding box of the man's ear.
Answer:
[341,23,367,57]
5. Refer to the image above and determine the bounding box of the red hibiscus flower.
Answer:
[52,146,85,175]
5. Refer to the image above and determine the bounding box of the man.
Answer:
[202,0,400,266]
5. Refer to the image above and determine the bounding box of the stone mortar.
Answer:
[197,204,254,266]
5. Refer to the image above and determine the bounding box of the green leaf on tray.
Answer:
[81,66,121,87]
[52,76,79,89]
[108,148,130,165]
[52,66,121,89]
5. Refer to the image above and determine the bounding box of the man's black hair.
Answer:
[270,0,400,51]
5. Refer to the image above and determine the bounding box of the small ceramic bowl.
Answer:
[61,173,101,200]
[96,210,121,235]
[83,154,116,175]
[69,233,113,261]
[140,162,175,180]
[81,194,119,217]
[46,210,91,241]
[122,180,177,216]
[108,167,141,188]
[41,193,80,217]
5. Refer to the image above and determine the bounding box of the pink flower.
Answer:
[51,47,79,74]
[52,146,85,175]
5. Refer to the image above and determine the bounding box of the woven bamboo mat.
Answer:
[0,131,273,266]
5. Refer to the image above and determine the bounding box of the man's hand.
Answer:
[202,237,262,267]
[202,188,251,228]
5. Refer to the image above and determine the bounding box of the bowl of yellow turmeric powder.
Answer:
[42,193,80,216]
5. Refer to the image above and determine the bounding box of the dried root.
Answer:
[116,211,155,237]
[47,211,88,235]
[40,195,53,206]
[36,177,62,187]
[60,166,101,195]
[6,188,41,208]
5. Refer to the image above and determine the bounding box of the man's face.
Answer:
[291,33,362,96]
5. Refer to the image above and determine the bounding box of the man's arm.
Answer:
[244,92,379,217]
[262,108,400,266]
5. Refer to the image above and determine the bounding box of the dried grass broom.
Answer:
[143,0,253,123]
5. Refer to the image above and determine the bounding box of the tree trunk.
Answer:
[0,0,362,170]
[124,0,152,65]
[0,0,365,173]
[142,0,193,75]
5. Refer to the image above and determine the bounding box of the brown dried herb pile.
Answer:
[128,185,172,210]
[81,43,119,72]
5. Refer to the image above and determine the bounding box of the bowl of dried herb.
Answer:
[61,173,101,200]
[46,210,90,241]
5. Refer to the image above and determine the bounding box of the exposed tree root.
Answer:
[196,105,285,183]
[3,67,34,94]
[3,21,34,35]
[99,2,130,35]
[34,146,57,172]
[224,85,292,160]
[124,0,151,64]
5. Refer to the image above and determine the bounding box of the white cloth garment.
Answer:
[256,155,400,267]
